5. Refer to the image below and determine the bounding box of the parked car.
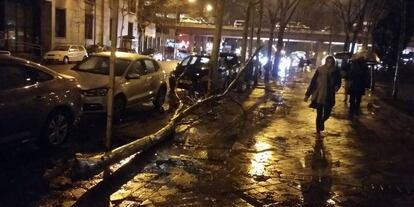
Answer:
[86,44,106,56]
[0,55,82,147]
[117,48,137,54]
[401,52,414,65]
[176,49,190,60]
[64,52,168,120]
[43,45,88,64]
[170,53,241,94]
[142,48,163,61]
[334,52,353,73]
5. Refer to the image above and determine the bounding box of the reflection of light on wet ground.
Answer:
[249,141,273,176]
[109,153,138,171]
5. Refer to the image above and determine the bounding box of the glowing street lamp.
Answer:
[206,4,213,12]
[188,0,196,3]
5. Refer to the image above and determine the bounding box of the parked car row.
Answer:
[1,50,247,148]
[43,44,142,64]
[0,52,167,148]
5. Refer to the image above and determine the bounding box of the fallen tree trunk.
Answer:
[72,47,263,178]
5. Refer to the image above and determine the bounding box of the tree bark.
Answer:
[265,21,275,81]
[106,0,119,151]
[249,5,255,58]
[208,0,224,95]
[241,2,252,63]
[272,25,286,77]
[393,0,406,100]
[256,0,264,48]
[343,27,351,51]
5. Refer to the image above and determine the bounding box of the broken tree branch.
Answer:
[73,47,263,178]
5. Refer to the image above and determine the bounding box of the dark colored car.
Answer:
[86,44,105,56]
[142,48,163,61]
[334,52,353,78]
[0,55,82,147]
[171,53,241,94]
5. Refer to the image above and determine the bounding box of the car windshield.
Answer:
[72,56,131,76]
[53,46,70,51]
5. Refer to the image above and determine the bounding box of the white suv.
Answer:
[43,45,88,64]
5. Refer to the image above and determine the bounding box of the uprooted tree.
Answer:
[73,0,263,178]
[73,47,262,178]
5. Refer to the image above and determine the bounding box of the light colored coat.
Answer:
[305,65,341,108]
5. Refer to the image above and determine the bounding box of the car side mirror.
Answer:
[127,73,140,80]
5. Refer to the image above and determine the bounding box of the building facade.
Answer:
[0,0,146,55]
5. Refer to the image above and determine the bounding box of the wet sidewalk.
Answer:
[39,69,414,207]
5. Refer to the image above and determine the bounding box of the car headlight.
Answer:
[82,88,108,96]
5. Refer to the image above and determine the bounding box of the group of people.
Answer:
[305,55,369,135]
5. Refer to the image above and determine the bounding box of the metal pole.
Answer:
[105,0,119,151]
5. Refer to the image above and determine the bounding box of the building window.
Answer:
[85,14,93,39]
[128,22,133,37]
[55,8,66,38]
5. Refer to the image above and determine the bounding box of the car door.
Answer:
[0,63,51,143]
[123,60,150,105]
[68,46,79,61]
[77,46,86,60]
[142,59,160,97]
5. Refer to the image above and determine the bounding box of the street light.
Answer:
[188,0,196,3]
[206,4,213,12]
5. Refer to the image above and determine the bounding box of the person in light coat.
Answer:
[305,56,341,135]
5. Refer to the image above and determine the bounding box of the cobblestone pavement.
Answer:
[38,68,414,207]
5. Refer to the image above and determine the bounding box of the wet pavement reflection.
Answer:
[2,66,414,206]
[301,138,333,207]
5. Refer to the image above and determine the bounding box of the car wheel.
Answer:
[41,110,71,147]
[63,56,69,64]
[153,86,167,108]
[114,96,126,122]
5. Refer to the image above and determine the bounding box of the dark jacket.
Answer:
[347,59,369,96]
[305,66,341,109]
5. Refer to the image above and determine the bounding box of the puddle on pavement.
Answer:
[248,141,273,179]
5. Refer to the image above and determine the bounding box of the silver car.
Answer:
[0,55,82,147]
[64,52,168,119]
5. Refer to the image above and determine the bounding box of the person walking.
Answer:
[347,56,369,118]
[304,56,341,135]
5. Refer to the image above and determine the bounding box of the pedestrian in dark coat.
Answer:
[305,56,341,135]
[347,57,369,117]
